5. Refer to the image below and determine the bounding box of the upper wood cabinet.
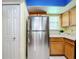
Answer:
[69,7,76,26]
[61,11,70,27]
[61,7,76,27]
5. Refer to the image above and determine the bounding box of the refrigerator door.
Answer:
[31,17,47,30]
[28,16,49,59]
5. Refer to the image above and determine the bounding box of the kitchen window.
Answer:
[49,16,61,30]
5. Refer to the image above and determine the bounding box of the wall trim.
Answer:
[2,2,21,5]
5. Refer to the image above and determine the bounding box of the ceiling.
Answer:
[26,0,71,6]
[27,0,76,14]
[2,0,76,14]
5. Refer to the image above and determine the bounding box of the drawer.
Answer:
[64,38,75,46]
[49,37,64,42]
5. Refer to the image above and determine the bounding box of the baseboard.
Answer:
[50,54,68,59]
[50,54,64,56]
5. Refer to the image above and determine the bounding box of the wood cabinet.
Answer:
[64,38,75,59]
[61,7,76,27]
[49,37,75,59]
[61,11,70,27]
[70,7,76,26]
[49,37,64,55]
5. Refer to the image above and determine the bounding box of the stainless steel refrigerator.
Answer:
[27,16,49,59]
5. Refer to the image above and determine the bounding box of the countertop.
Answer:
[49,34,76,41]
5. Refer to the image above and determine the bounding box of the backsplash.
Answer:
[62,26,76,36]
[49,30,61,35]
[49,26,76,37]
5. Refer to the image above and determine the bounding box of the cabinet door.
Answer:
[70,7,76,26]
[61,12,70,27]
[50,42,64,55]
[65,42,75,59]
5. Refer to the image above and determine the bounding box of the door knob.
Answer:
[13,37,16,40]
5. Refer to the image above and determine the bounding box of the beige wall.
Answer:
[20,2,29,59]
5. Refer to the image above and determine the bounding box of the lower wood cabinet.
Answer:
[50,42,64,55]
[49,37,64,55]
[64,39,75,59]
[49,37,75,59]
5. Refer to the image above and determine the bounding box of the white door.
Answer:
[2,5,20,59]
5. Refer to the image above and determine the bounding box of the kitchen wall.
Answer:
[49,15,62,37]
[20,1,29,59]
[49,14,76,38]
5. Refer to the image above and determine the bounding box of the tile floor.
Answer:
[49,56,66,59]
